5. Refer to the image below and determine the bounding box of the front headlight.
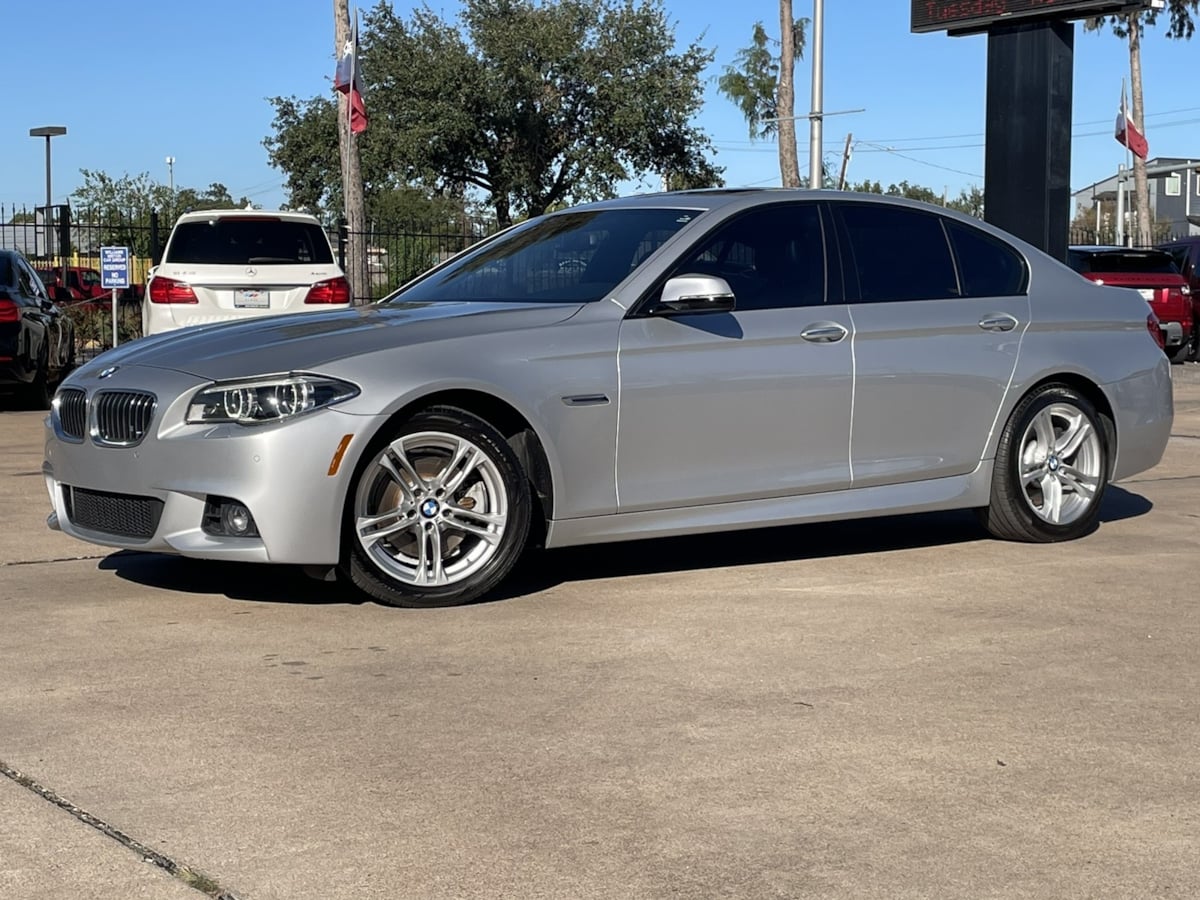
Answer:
[187,374,359,425]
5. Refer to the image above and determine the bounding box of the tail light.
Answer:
[304,276,352,304]
[1147,313,1165,350]
[148,276,198,304]
[0,297,19,323]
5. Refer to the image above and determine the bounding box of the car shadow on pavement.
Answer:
[95,486,1151,607]
[496,485,1153,601]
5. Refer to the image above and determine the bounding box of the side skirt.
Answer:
[545,464,994,549]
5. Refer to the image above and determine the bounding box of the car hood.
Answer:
[73,301,585,381]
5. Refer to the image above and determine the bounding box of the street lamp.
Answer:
[166,156,175,193]
[29,126,66,264]
[29,126,67,211]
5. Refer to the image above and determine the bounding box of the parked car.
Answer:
[45,192,1172,607]
[1066,245,1193,363]
[143,209,351,336]
[1157,236,1200,361]
[1,249,75,408]
[33,269,82,303]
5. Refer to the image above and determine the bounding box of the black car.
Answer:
[0,249,75,408]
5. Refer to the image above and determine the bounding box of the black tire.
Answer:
[978,384,1109,543]
[20,355,52,411]
[1169,336,1193,364]
[343,406,532,608]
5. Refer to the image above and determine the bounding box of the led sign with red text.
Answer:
[912,0,1150,34]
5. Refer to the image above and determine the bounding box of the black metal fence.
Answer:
[1068,226,1192,249]
[2,203,498,359]
[335,215,497,300]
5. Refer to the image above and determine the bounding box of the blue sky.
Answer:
[3,0,1197,215]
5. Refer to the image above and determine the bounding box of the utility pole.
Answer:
[334,0,369,304]
[837,133,852,190]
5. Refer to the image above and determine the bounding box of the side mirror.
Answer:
[654,274,736,315]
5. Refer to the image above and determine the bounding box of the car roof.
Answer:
[171,209,323,225]
[1068,245,1173,258]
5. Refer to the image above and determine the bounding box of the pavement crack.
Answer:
[2,554,111,567]
[0,758,241,900]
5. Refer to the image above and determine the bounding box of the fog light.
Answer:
[223,503,253,535]
[202,496,260,537]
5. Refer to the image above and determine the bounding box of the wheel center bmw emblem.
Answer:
[98,366,119,379]
[1047,455,1060,472]
[420,499,440,518]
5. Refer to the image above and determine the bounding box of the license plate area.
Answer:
[236,289,270,309]
[1138,288,1155,302]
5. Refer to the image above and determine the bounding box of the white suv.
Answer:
[143,209,351,336]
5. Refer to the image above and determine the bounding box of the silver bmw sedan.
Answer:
[43,191,1173,607]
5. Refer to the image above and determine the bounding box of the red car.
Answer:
[1067,246,1194,363]
[1158,237,1200,362]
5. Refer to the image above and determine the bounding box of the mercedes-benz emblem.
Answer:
[98,366,120,379]
[246,266,257,277]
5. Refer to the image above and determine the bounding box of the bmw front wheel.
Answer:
[344,407,532,608]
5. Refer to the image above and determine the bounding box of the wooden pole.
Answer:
[334,0,369,303]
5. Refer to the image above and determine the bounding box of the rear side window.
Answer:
[947,222,1027,296]
[835,204,959,302]
[165,218,334,265]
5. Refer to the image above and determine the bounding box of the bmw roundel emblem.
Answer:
[98,366,120,379]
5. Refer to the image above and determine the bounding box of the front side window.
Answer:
[165,218,334,265]
[665,203,826,310]
[389,208,699,304]
[836,203,959,303]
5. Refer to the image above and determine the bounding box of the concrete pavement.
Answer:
[2,366,1198,899]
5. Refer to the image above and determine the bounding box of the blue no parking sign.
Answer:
[101,246,130,290]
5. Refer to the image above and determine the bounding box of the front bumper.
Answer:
[43,367,375,564]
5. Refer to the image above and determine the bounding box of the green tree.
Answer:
[1086,1,1197,246]
[266,0,721,227]
[717,13,808,186]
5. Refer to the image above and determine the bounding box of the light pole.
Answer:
[29,126,66,262]
[165,156,175,193]
[29,126,67,212]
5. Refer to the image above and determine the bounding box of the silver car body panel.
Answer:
[44,191,1173,566]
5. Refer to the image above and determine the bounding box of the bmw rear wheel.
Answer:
[344,407,531,608]
[979,384,1108,542]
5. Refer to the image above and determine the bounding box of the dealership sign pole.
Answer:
[100,246,130,349]
[912,0,1164,261]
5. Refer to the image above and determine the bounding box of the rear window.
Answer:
[0,255,12,288]
[1067,250,1179,275]
[165,218,334,265]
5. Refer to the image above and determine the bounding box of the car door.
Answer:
[14,256,64,371]
[615,202,853,512]
[830,201,1029,487]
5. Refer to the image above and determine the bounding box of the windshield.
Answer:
[165,218,334,265]
[387,207,700,304]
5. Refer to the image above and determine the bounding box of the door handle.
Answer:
[800,322,848,343]
[978,314,1019,332]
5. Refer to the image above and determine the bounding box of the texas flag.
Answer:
[334,15,368,134]
[1115,87,1147,160]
